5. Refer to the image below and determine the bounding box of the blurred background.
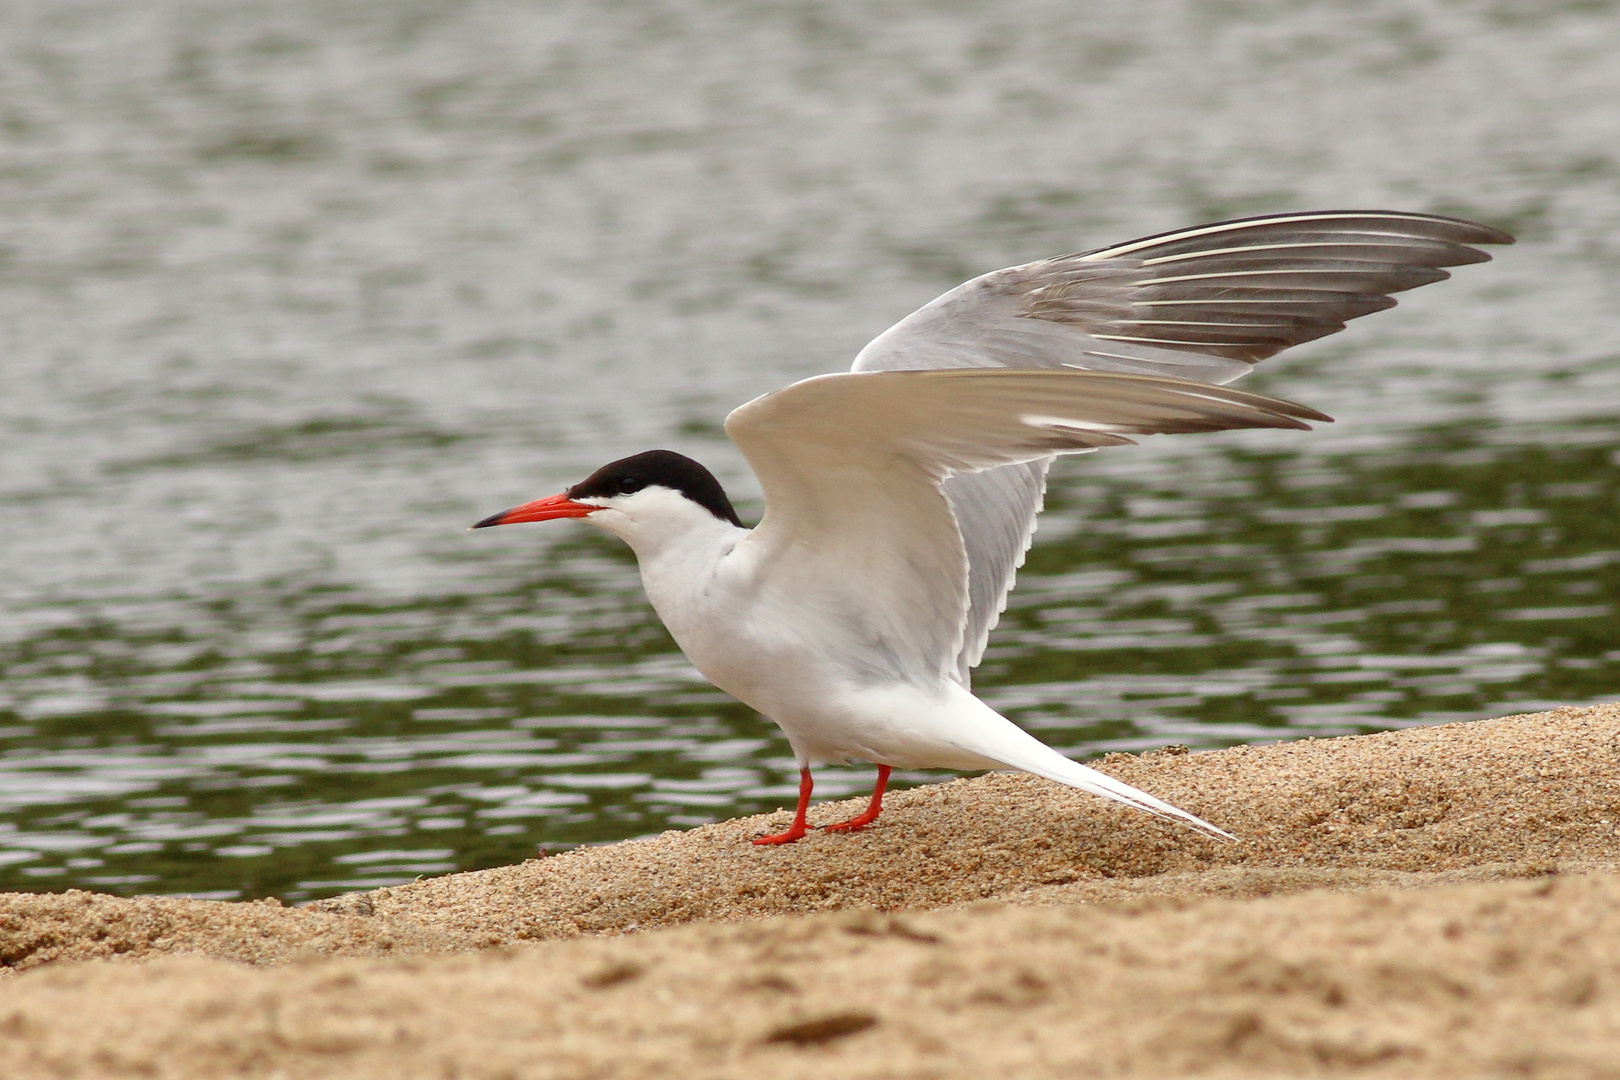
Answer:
[0,0,1616,901]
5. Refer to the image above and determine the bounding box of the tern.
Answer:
[476,210,1510,844]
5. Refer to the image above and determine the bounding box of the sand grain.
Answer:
[0,703,1616,1078]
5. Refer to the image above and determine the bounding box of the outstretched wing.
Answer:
[852,210,1511,682]
[724,369,1329,689]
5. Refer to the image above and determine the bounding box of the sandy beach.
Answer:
[1,702,1617,1078]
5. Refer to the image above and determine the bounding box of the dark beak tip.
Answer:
[471,511,509,530]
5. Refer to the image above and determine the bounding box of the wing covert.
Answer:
[724,369,1329,688]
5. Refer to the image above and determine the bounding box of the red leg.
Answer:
[753,767,814,845]
[822,765,892,833]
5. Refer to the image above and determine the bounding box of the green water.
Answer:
[1,0,1618,900]
[2,419,1614,900]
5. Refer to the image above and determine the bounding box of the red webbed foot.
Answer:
[752,766,813,846]
[820,813,876,834]
[819,765,891,834]
[752,822,812,845]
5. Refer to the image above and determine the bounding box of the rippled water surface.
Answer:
[2,0,1618,900]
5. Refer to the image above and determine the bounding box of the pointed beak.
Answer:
[471,492,599,529]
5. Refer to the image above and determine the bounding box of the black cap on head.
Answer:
[568,450,742,526]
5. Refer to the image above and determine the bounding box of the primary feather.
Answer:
[852,210,1511,684]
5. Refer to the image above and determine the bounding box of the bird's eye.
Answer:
[617,477,646,495]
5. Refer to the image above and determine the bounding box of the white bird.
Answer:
[476,210,1510,845]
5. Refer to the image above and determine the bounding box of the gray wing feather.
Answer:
[943,461,1049,683]
[852,210,1511,683]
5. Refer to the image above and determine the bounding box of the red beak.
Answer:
[472,492,598,529]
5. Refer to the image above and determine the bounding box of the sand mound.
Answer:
[0,703,1616,1077]
[4,704,1614,971]
[3,868,1617,1078]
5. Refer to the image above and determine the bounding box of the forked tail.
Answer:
[1007,745,1235,842]
[952,690,1235,841]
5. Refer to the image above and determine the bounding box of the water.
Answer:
[1,0,1618,900]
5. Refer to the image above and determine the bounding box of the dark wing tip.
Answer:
[1079,209,1515,260]
[1284,402,1334,424]
[1358,209,1514,248]
[1444,218,1516,246]
[1044,211,1513,362]
[1194,380,1335,426]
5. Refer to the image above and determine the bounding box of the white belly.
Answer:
[670,611,1008,771]
[640,530,1008,770]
